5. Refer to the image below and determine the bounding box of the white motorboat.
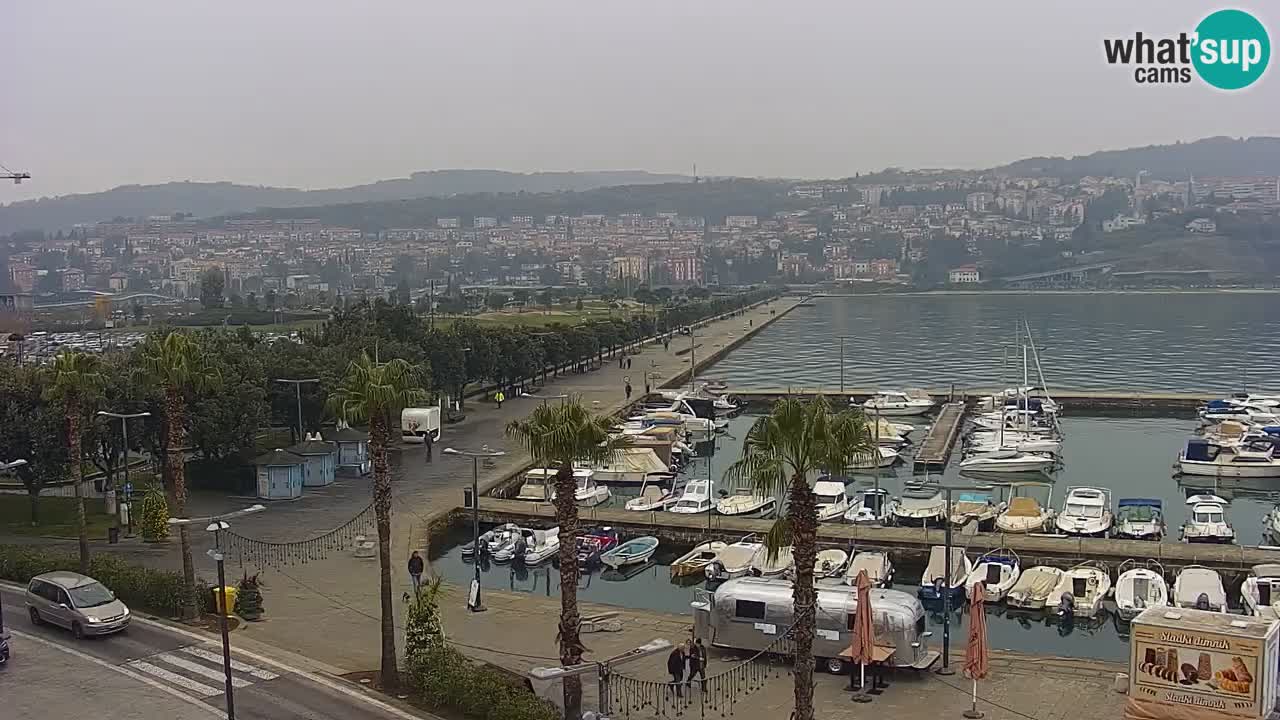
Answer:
[1178,439,1280,478]
[516,468,578,501]
[813,479,850,522]
[669,479,714,514]
[670,540,728,578]
[1199,399,1280,426]
[868,418,913,446]
[705,536,762,581]
[812,549,849,578]
[994,483,1055,534]
[1241,564,1280,617]
[889,487,947,527]
[977,387,1061,415]
[849,447,902,470]
[1006,566,1066,609]
[579,448,670,484]
[844,551,893,587]
[1172,566,1228,612]
[858,389,935,417]
[968,410,1056,433]
[1266,504,1280,543]
[1052,562,1112,619]
[918,546,970,604]
[600,536,660,569]
[632,410,715,434]
[1112,498,1166,541]
[552,470,610,507]
[959,449,1056,474]
[749,545,794,577]
[844,488,892,524]
[715,485,777,519]
[495,527,560,564]
[1054,487,1113,537]
[462,522,522,558]
[965,549,1021,602]
[967,436,1063,456]
[1180,494,1235,544]
[624,473,683,511]
[948,490,1004,530]
[1113,560,1169,620]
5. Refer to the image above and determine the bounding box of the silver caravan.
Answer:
[692,577,939,674]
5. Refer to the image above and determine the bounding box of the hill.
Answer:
[993,136,1280,181]
[0,169,689,234]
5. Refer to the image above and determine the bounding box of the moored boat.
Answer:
[918,545,970,603]
[1241,563,1280,617]
[889,487,947,527]
[670,540,728,578]
[844,551,893,587]
[1054,486,1113,537]
[600,536,660,569]
[1179,494,1235,544]
[1006,566,1065,609]
[813,479,850,522]
[1051,562,1111,619]
[844,488,892,525]
[1172,565,1227,612]
[965,549,1021,602]
[1114,560,1169,620]
[1111,498,1165,541]
[858,389,935,417]
[705,536,762,581]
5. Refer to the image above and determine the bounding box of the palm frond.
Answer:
[762,515,793,563]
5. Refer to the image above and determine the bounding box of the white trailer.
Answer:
[401,407,441,443]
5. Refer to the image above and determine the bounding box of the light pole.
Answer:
[837,335,852,393]
[168,504,266,720]
[929,482,989,676]
[97,410,150,536]
[443,445,505,612]
[521,391,568,408]
[273,378,319,442]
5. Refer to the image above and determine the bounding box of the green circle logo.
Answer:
[1193,9,1270,90]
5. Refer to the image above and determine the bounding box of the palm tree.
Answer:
[506,400,629,719]
[723,397,874,720]
[135,331,221,620]
[328,352,426,690]
[41,350,106,573]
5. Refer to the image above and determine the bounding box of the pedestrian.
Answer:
[495,389,505,408]
[407,551,425,594]
[644,381,651,395]
[624,382,633,401]
[619,354,625,369]
[627,356,632,369]
[688,639,707,689]
[424,431,434,462]
[666,644,686,698]
[663,338,669,351]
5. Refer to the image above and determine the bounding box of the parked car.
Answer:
[25,571,130,638]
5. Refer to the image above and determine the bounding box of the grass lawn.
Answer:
[0,495,117,538]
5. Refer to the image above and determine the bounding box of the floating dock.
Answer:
[912,402,965,471]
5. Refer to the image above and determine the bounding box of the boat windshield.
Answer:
[1066,503,1103,518]
[576,476,590,490]
[815,493,842,505]
[1196,511,1225,523]
[1122,505,1157,521]
[673,500,702,510]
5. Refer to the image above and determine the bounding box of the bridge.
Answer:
[1001,262,1114,288]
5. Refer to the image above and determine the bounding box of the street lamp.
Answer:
[521,391,568,408]
[925,481,991,676]
[168,504,266,720]
[837,335,852,393]
[273,378,319,442]
[443,445,505,612]
[97,410,151,536]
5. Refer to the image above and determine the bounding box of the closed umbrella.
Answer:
[963,581,991,719]
[850,569,875,699]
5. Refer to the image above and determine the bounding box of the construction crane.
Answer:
[0,161,30,184]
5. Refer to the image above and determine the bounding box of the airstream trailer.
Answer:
[692,577,939,674]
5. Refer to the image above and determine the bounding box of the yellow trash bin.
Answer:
[214,586,238,616]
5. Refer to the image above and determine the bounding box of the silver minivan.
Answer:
[25,571,131,638]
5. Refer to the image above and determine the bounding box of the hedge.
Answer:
[0,545,209,618]
[406,644,558,720]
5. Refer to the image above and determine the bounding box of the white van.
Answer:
[401,407,441,443]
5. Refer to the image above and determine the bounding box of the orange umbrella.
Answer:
[851,569,875,694]
[963,581,991,718]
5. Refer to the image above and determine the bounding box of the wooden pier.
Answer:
[912,402,965,471]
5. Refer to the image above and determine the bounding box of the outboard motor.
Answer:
[1057,592,1076,619]
[704,561,723,582]
[513,535,529,565]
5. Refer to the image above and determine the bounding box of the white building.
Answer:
[1186,218,1217,233]
[725,215,759,229]
[473,217,497,228]
[948,265,982,283]
[437,217,460,229]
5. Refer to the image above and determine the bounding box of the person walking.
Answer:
[666,644,686,698]
[424,431,434,462]
[619,354,625,369]
[624,382,633,402]
[495,389,505,409]
[626,356,632,369]
[687,639,707,689]
[663,338,669,351]
[407,551,425,594]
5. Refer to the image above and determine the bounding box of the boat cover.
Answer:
[1118,498,1162,508]
[598,448,669,476]
[1016,567,1060,598]
[1006,497,1041,517]
[1184,440,1215,461]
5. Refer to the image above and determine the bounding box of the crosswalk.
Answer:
[124,644,281,699]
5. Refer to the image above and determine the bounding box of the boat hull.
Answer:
[1179,461,1280,478]
[716,500,777,519]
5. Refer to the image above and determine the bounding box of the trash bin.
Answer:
[214,586,238,616]
[108,527,120,544]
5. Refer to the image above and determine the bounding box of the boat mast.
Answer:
[1024,319,1053,406]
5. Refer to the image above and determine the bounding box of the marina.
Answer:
[911,401,965,470]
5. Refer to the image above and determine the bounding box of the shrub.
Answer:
[139,486,170,542]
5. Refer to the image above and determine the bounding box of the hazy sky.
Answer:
[3,1,1277,202]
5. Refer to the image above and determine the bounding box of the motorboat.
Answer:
[1178,439,1280,478]
[812,549,849,578]
[858,389,936,417]
[670,541,728,578]
[551,470,610,507]
[1007,566,1066,609]
[631,410,715,434]
[516,468,580,502]
[669,479,714,514]
[579,448,670,484]
[705,536,762,581]
[967,435,1063,457]
[812,479,850,522]
[977,387,1061,415]
[849,447,902,470]
[844,551,894,587]
[1113,560,1169,620]
[576,527,620,568]
[1266,504,1280,543]
[1172,566,1228,612]
[1180,495,1235,544]
[968,410,1057,434]
[889,487,947,527]
[948,490,1004,530]
[495,527,560,565]
[624,473,684,512]
[1054,487,1113,537]
[1051,562,1112,619]
[600,536,660,569]
[1241,564,1280,617]
[715,485,777,519]
[844,488,892,524]
[1199,399,1280,426]
[965,549,1021,602]
[461,523,523,558]
[994,484,1055,534]
[918,546,970,603]
[1112,498,1166,541]
[869,418,913,446]
[749,545,794,577]
[959,449,1055,474]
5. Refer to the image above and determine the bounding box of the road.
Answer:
[0,586,431,720]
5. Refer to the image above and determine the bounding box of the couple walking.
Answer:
[666,639,707,697]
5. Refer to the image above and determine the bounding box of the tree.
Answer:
[506,400,630,719]
[723,398,873,720]
[200,268,225,310]
[41,350,105,573]
[328,352,427,689]
[135,331,222,619]
[484,292,509,311]
[511,289,531,306]
[575,297,584,311]
[131,300,145,323]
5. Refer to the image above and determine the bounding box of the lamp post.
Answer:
[837,335,852,393]
[273,378,319,442]
[168,504,266,720]
[521,391,568,408]
[96,410,150,535]
[443,445,506,612]
[928,482,990,676]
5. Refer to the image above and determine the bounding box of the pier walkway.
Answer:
[913,402,965,471]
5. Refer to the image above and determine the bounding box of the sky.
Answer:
[2,1,1277,202]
